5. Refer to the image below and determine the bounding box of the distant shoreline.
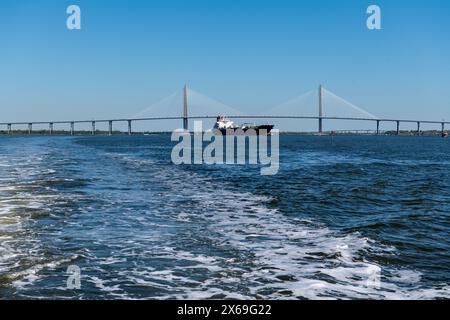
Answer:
[0,130,448,137]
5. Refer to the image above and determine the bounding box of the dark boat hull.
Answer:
[218,125,274,135]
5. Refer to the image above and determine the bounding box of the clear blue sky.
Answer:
[1,0,450,128]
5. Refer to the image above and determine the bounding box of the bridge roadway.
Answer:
[1,115,448,136]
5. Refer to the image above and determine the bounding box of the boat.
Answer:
[213,116,274,135]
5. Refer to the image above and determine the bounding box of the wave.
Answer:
[79,152,450,299]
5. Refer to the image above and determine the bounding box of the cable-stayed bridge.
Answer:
[1,85,448,136]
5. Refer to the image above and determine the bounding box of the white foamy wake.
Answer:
[3,142,448,299]
[89,152,450,300]
[0,150,80,291]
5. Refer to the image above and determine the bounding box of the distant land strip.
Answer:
[0,130,448,136]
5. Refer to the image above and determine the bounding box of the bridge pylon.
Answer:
[319,84,323,134]
[183,84,188,131]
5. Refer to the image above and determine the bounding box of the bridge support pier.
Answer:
[7,124,11,134]
[28,123,32,134]
[417,122,421,136]
[49,123,53,135]
[70,122,74,135]
[108,121,113,136]
[128,120,132,135]
[396,121,400,135]
[92,121,96,135]
[376,120,380,135]
[442,122,445,137]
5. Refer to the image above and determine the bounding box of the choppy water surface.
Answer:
[0,135,449,299]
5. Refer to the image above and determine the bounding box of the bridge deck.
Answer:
[1,116,449,126]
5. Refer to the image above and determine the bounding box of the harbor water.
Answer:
[0,135,449,299]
